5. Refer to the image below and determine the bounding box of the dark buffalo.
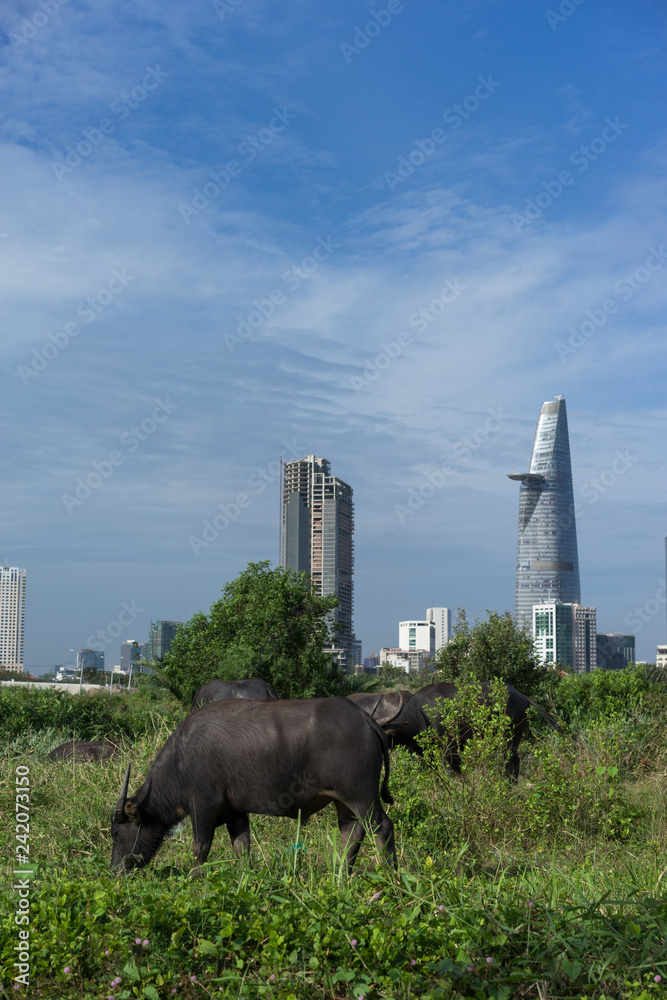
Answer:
[48,739,119,762]
[347,689,413,726]
[191,677,281,710]
[375,681,561,779]
[111,697,396,875]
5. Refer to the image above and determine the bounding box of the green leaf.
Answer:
[122,960,141,981]
[143,988,159,1000]
[197,938,218,957]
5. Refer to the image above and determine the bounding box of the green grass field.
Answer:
[2,675,667,999]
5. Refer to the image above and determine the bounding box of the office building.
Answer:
[281,455,358,670]
[657,645,667,670]
[120,640,143,673]
[399,620,435,656]
[533,601,596,673]
[77,649,105,673]
[596,634,635,671]
[509,397,581,625]
[426,607,452,650]
[148,620,182,661]
[0,566,26,672]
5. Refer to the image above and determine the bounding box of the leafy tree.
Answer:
[434,609,554,698]
[163,561,346,703]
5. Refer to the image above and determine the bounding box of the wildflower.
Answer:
[411,959,417,966]
[142,939,149,947]
[269,974,276,981]
[486,957,493,964]
[438,904,444,912]
[467,966,474,972]
[528,901,535,909]
[171,990,178,996]
[371,892,380,901]
[104,949,110,956]
[190,975,197,982]
[656,975,662,983]
[13,988,20,993]
[351,939,357,948]
[135,938,142,945]
[63,968,71,974]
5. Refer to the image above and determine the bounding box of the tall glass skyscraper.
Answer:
[509,396,581,624]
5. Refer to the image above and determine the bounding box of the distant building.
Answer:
[399,621,435,656]
[148,620,182,661]
[55,665,78,682]
[656,645,667,670]
[509,397,581,625]
[281,455,359,671]
[380,648,432,673]
[120,640,143,673]
[77,649,105,672]
[363,653,380,674]
[596,634,635,671]
[533,602,596,673]
[426,607,452,650]
[0,566,26,673]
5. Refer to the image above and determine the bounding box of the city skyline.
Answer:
[2,3,665,670]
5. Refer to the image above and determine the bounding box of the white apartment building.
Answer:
[533,601,596,673]
[399,620,435,656]
[0,566,26,672]
[426,607,452,650]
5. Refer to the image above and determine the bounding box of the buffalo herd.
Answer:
[104,676,560,874]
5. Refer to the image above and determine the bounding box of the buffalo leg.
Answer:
[372,806,397,869]
[226,812,251,859]
[190,819,216,877]
[334,802,366,872]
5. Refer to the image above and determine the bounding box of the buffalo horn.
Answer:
[113,763,131,823]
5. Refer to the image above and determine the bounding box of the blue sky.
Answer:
[1,0,665,671]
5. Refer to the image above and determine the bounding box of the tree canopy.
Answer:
[163,561,347,703]
[433,609,554,698]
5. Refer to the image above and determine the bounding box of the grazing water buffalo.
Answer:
[48,739,119,762]
[360,682,561,779]
[191,677,281,710]
[111,697,396,875]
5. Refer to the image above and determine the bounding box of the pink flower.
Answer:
[135,938,142,945]
[171,990,178,996]
[528,901,535,909]
[486,957,493,964]
[104,949,110,956]
[142,939,149,947]
[371,892,380,900]
[63,967,71,974]
[411,959,417,966]
[190,975,197,982]
[656,975,662,983]
[269,974,275,981]
[351,939,357,948]
[438,904,444,911]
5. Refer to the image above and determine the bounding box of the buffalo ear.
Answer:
[112,763,131,824]
[124,801,140,824]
